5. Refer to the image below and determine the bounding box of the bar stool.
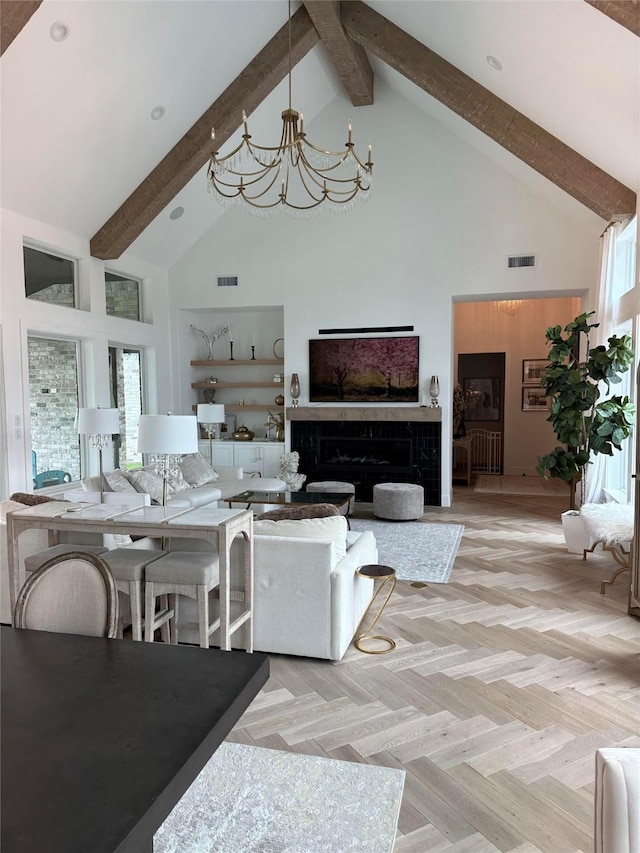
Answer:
[101,548,168,642]
[144,551,221,648]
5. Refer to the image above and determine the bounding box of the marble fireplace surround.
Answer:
[287,406,442,505]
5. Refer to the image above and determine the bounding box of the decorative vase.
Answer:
[429,375,440,407]
[290,373,300,407]
[453,418,466,439]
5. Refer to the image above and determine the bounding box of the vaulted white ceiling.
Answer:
[1,0,638,270]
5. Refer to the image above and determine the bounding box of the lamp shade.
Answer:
[77,407,120,435]
[197,404,225,424]
[137,415,198,455]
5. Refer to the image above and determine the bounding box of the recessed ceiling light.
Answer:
[169,206,184,221]
[50,21,70,42]
[486,55,503,71]
[150,105,166,121]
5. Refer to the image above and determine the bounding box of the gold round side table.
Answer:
[354,564,397,654]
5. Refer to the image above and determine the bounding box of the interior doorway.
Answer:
[458,352,505,474]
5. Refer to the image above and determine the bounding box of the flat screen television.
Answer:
[309,336,419,403]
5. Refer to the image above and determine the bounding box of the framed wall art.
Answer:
[522,358,547,385]
[522,386,551,411]
[309,336,419,402]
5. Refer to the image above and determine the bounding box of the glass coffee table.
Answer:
[226,489,352,519]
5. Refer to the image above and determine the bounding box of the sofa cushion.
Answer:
[257,503,339,521]
[253,515,348,561]
[179,453,219,487]
[103,470,138,493]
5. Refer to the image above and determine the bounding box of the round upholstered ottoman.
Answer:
[306,481,356,514]
[373,482,424,520]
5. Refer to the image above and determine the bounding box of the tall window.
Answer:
[602,217,638,503]
[105,271,141,321]
[24,245,76,308]
[109,346,143,469]
[28,336,80,488]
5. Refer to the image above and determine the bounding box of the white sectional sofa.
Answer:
[88,454,286,508]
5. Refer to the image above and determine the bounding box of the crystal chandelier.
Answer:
[494,300,526,316]
[207,1,373,215]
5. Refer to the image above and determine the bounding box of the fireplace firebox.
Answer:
[292,419,440,504]
[319,437,412,474]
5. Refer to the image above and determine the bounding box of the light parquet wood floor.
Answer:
[228,488,640,853]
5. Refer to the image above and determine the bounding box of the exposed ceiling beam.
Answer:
[584,1,640,37]
[90,6,319,260]
[341,1,636,221]
[0,0,42,56]
[303,1,373,106]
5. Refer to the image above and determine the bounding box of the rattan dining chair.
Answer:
[14,550,119,638]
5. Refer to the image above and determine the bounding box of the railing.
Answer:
[467,428,502,474]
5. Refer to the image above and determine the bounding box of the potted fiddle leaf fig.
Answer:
[536,312,634,550]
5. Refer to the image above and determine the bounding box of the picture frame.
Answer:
[522,386,551,411]
[522,358,547,385]
[462,377,500,421]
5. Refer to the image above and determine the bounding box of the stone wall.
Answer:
[28,337,80,483]
[106,279,139,321]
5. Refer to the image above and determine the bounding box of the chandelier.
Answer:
[494,300,526,316]
[207,2,373,215]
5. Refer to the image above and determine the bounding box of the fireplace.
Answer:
[318,437,412,475]
[291,416,441,504]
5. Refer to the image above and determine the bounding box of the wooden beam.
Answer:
[342,1,636,221]
[303,1,373,106]
[1,1,42,56]
[584,1,640,37]
[90,7,319,260]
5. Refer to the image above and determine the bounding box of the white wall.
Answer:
[169,81,602,505]
[0,208,173,497]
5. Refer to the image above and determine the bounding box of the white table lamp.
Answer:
[77,407,120,502]
[137,414,198,505]
[197,403,225,463]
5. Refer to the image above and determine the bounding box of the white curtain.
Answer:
[583,221,624,505]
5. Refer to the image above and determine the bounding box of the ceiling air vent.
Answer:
[217,275,238,287]
[507,254,536,269]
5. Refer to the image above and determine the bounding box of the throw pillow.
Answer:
[179,453,219,487]
[167,467,191,494]
[253,515,348,560]
[8,492,63,506]
[257,503,339,522]
[125,468,165,504]
[103,470,138,494]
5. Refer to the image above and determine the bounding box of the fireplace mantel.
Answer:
[286,406,441,422]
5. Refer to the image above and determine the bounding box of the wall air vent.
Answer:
[217,275,238,287]
[507,255,536,268]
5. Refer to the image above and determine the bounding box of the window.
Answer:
[105,271,141,321]
[108,346,143,469]
[611,218,637,301]
[24,245,76,307]
[28,336,81,488]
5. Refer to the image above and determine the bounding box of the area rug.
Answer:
[154,741,405,853]
[349,517,463,583]
[473,474,569,497]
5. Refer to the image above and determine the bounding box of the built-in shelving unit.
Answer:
[190,358,285,416]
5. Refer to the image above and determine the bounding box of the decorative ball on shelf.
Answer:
[275,394,285,406]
